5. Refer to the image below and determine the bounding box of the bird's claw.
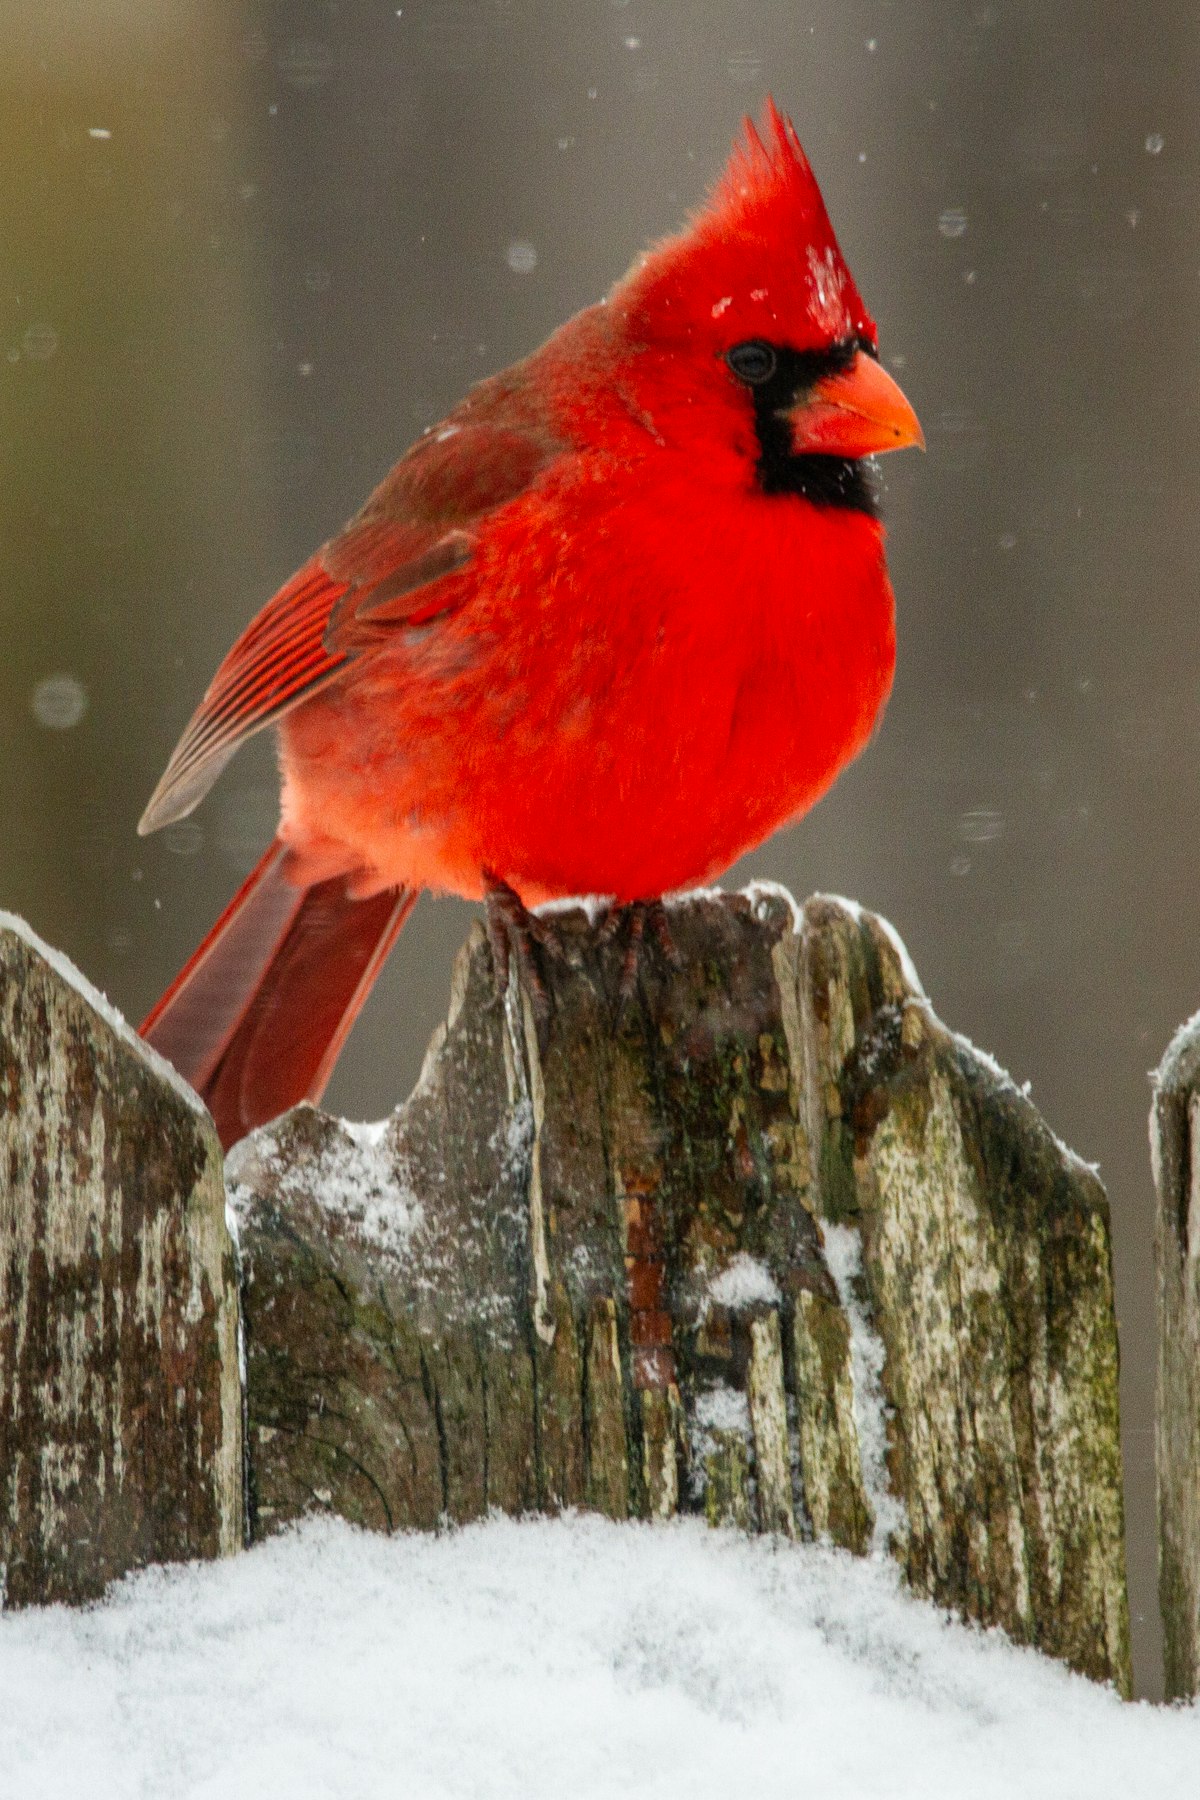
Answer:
[483,874,556,1041]
[485,880,682,1037]
[597,898,682,1007]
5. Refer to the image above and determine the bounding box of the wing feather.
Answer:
[138,557,353,834]
[139,407,563,838]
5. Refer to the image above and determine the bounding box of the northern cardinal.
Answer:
[139,101,921,1149]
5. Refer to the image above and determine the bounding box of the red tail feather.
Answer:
[140,840,415,1149]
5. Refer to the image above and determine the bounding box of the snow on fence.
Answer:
[0,889,1137,1696]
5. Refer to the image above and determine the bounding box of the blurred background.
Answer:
[3,0,1196,1693]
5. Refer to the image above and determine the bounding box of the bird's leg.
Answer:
[597,898,683,1004]
[618,906,645,1002]
[483,872,557,1032]
[644,899,682,968]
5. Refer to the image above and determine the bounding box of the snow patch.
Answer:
[532,893,613,928]
[947,1025,1102,1179]
[340,1116,392,1150]
[811,889,867,930]
[707,1254,781,1311]
[664,885,728,908]
[689,1384,752,1502]
[0,1515,1190,1799]
[822,1223,906,1557]
[694,1385,752,1436]
[1153,1005,1200,1094]
[806,891,928,997]
[742,879,804,934]
[226,1120,421,1263]
[807,242,851,337]
[872,912,928,999]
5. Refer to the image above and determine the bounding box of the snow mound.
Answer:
[0,1516,1194,1799]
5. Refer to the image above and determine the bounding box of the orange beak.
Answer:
[788,351,924,459]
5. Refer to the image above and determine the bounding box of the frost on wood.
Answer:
[0,917,242,1607]
[1150,1012,1200,1699]
[229,888,1128,1691]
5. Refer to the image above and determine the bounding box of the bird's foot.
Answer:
[483,873,560,1038]
[596,898,682,1006]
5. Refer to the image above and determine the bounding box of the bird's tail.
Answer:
[139,838,416,1150]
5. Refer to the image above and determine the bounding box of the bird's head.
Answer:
[607,100,922,511]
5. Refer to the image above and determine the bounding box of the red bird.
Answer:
[139,102,922,1149]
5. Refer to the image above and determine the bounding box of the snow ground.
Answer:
[1,1515,1195,1800]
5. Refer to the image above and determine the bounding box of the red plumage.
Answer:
[139,102,921,1148]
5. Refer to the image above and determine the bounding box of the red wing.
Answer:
[138,415,560,836]
[138,553,354,834]
[321,521,473,655]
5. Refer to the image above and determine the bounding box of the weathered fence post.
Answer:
[0,915,243,1606]
[229,886,1130,1691]
[1151,1015,1200,1698]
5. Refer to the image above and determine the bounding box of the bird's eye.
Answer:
[726,340,778,386]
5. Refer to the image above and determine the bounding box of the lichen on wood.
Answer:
[791,1288,871,1553]
[227,885,1129,1691]
[800,899,1128,1690]
[0,916,242,1607]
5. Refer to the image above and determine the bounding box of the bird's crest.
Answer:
[708,99,822,229]
[615,99,874,355]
